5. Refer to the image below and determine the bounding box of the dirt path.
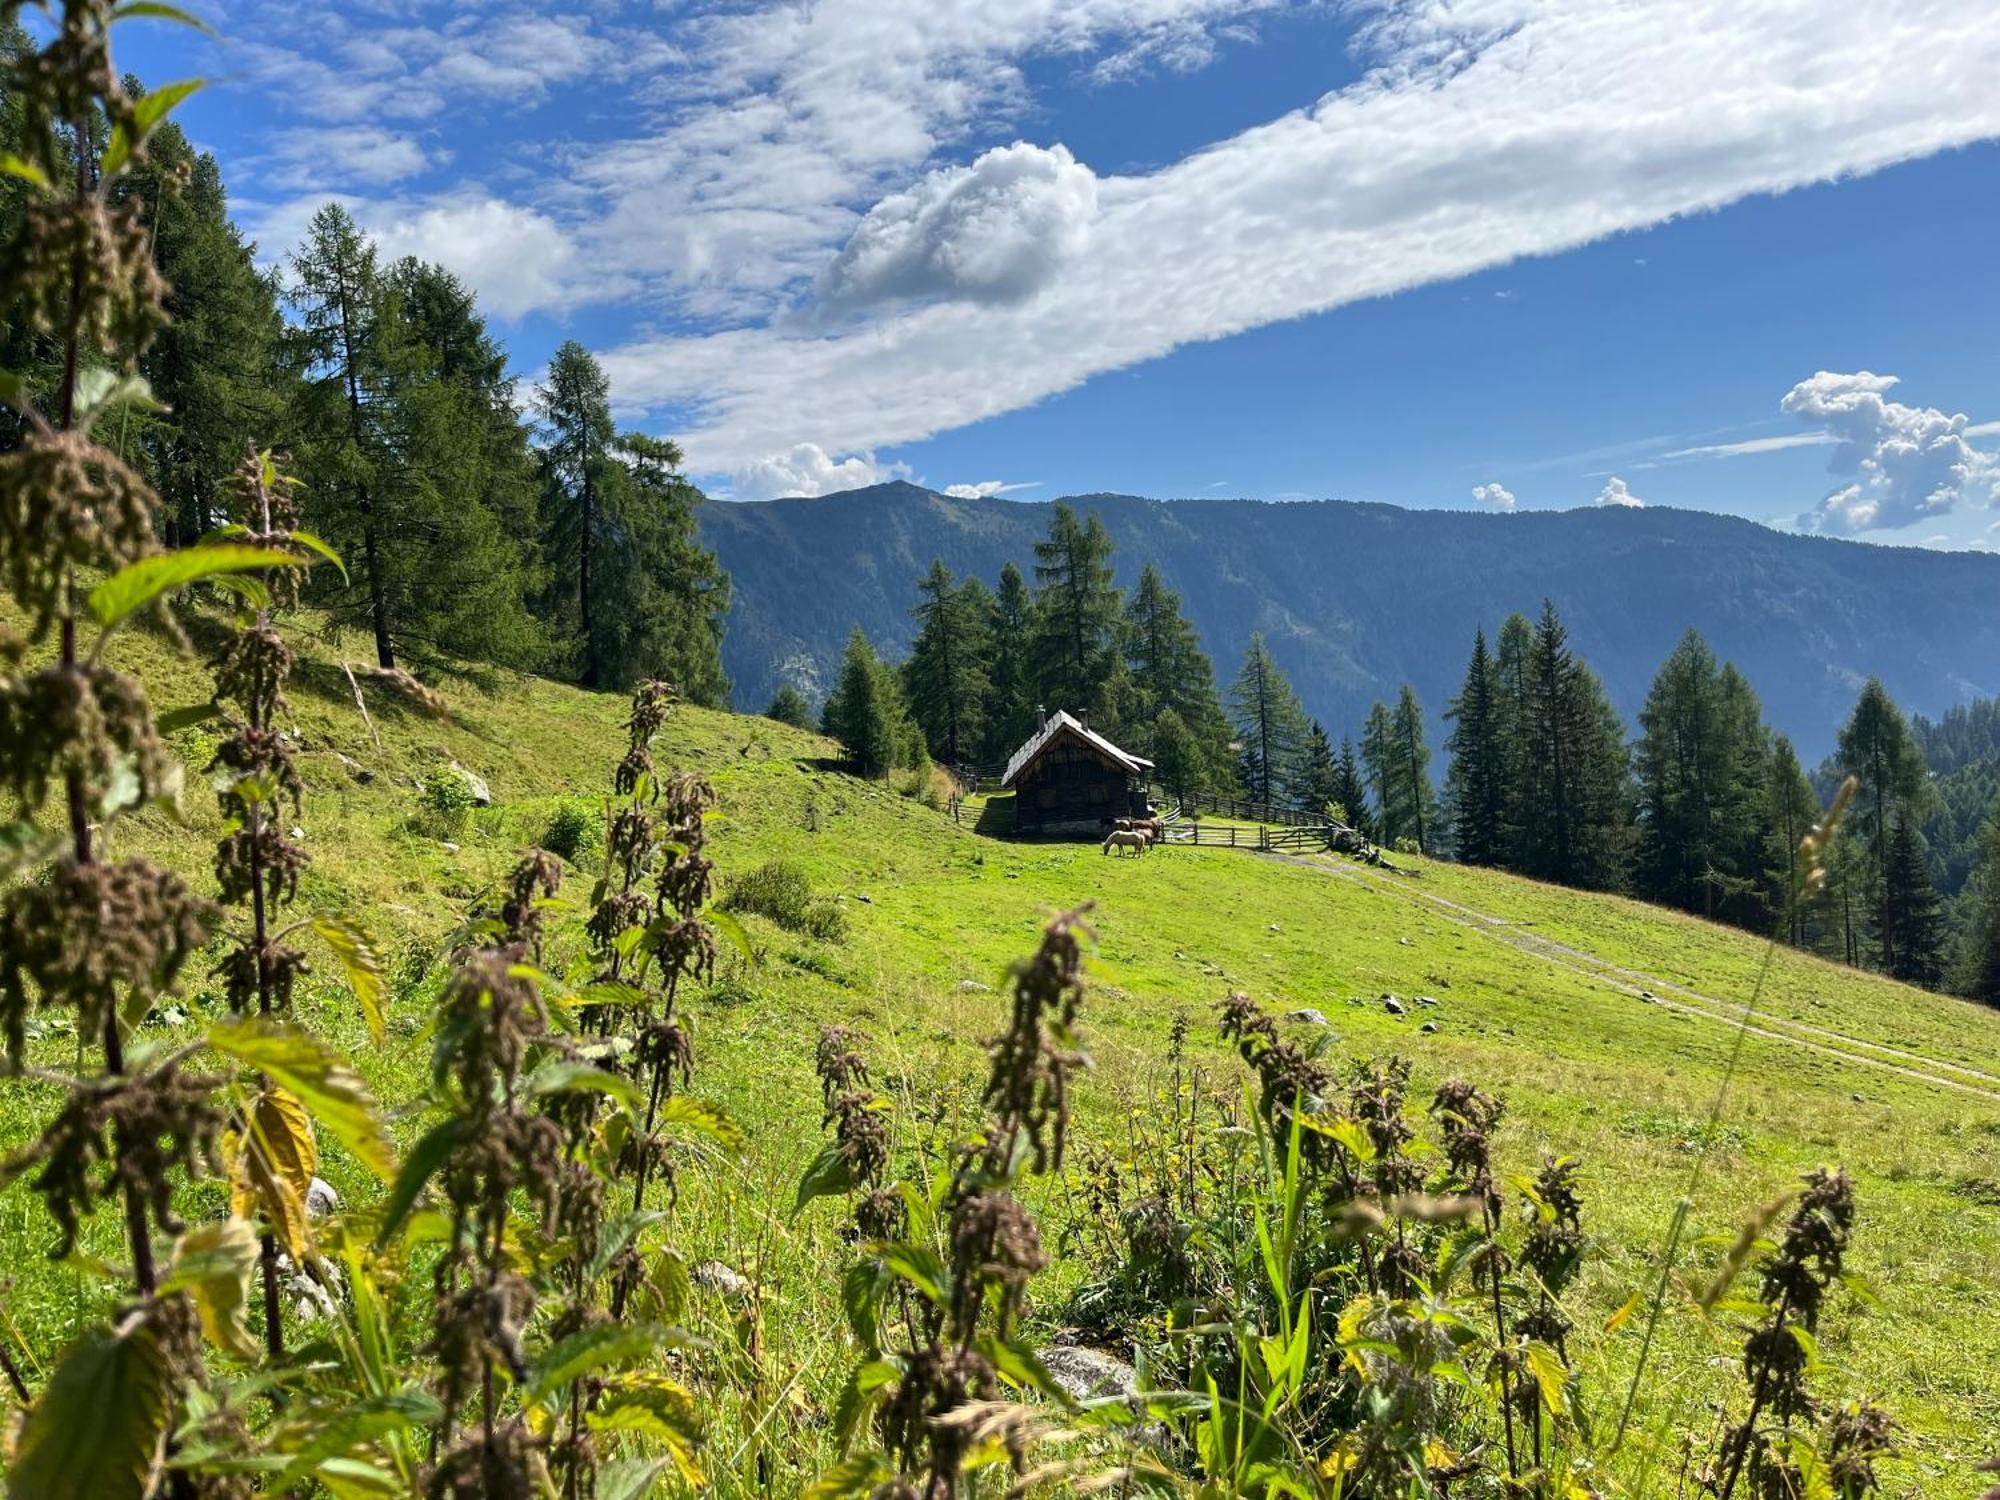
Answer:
[1272,850,2000,1105]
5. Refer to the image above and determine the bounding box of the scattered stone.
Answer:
[1267,922,1283,934]
[1851,1092,1865,1103]
[1416,995,1440,1008]
[1383,996,1407,1016]
[956,979,991,994]
[1285,1008,1330,1027]
[1640,989,1658,1002]
[306,1177,339,1219]
[1420,1021,1439,1035]
[854,892,873,904]
[336,752,374,785]
[1040,1344,1137,1404]
[1174,950,1188,961]
[274,1251,341,1323]
[448,761,493,807]
[289,825,306,841]
[1398,937,1414,947]
[693,1261,751,1298]
[440,842,461,855]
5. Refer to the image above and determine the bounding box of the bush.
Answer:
[417,767,475,836]
[542,798,599,865]
[720,859,849,942]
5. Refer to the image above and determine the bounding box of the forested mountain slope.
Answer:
[701,483,2000,757]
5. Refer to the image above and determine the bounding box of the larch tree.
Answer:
[1393,686,1437,853]
[904,559,991,765]
[1230,633,1309,807]
[1445,629,1507,865]
[1299,720,1339,814]
[1957,793,2000,1005]
[1765,735,1822,946]
[537,339,616,686]
[288,202,395,666]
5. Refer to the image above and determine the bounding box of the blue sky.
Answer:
[120,0,2000,549]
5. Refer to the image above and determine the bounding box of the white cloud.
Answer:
[1656,431,1836,461]
[263,125,440,189]
[1784,371,2000,533]
[817,143,1098,315]
[588,0,2000,472]
[730,444,911,502]
[1595,476,1645,508]
[1471,481,1516,510]
[942,480,1039,498]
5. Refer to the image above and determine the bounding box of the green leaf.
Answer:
[804,1452,896,1500]
[792,1141,859,1215]
[705,907,754,965]
[596,1458,670,1500]
[655,1095,744,1152]
[283,529,349,584]
[372,1118,461,1249]
[841,1256,891,1350]
[89,544,310,630]
[0,151,50,189]
[879,1243,950,1307]
[163,1217,261,1360]
[526,1059,643,1115]
[73,368,164,430]
[584,1210,669,1285]
[13,1319,172,1500]
[572,979,652,1012]
[208,1016,394,1182]
[111,2,218,33]
[273,1389,442,1488]
[526,1324,680,1407]
[155,702,220,735]
[1523,1340,1569,1416]
[313,914,387,1043]
[591,1376,705,1488]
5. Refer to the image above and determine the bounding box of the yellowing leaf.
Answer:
[228,1083,318,1256]
[209,1016,393,1182]
[313,914,387,1043]
[12,1317,171,1499]
[165,1217,261,1360]
[1603,1289,1644,1333]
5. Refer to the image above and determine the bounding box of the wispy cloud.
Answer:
[1654,431,1836,461]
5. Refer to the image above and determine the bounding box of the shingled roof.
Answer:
[1001,710,1154,788]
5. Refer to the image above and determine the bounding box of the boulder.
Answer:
[693,1260,751,1299]
[1040,1344,1137,1404]
[306,1176,339,1219]
[1284,1008,1331,1027]
[1383,996,1408,1016]
[448,761,493,807]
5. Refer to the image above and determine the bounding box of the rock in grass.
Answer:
[306,1177,339,1219]
[1420,1021,1439,1035]
[694,1260,751,1299]
[1041,1344,1137,1403]
[448,761,492,806]
[1285,1008,1330,1026]
[1383,996,1407,1016]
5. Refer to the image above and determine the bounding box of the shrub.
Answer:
[416,767,476,837]
[541,797,599,865]
[721,858,849,942]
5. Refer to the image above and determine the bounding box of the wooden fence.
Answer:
[1158,821,1335,852]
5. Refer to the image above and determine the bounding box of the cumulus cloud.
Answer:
[730,444,911,502]
[590,0,2000,472]
[1595,477,1645,508]
[1784,371,2000,534]
[943,480,1038,498]
[1471,481,1516,510]
[264,125,439,189]
[368,197,577,320]
[817,143,1098,315]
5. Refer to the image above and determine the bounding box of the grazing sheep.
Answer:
[1101,830,1150,857]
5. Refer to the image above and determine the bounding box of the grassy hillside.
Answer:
[6,610,1998,1493]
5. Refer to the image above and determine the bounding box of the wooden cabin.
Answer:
[1001,710,1154,836]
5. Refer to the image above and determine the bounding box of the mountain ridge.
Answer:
[697,483,2000,759]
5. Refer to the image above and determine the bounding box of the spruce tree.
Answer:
[1299,721,1339,815]
[766,684,815,730]
[1879,815,1945,987]
[1230,633,1309,807]
[1030,502,1124,729]
[536,340,616,686]
[904,559,990,765]
[1392,686,1437,852]
[1333,736,1375,840]
[1492,611,1537,867]
[981,561,1038,762]
[1124,563,1232,783]
[1519,600,1631,889]
[1765,735,1822,946]
[823,627,898,776]
[1361,701,1396,838]
[1957,794,2000,1005]
[1445,629,1506,864]
[1834,678,1930,973]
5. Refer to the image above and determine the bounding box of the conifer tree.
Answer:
[1230,633,1309,807]
[288,202,395,666]
[1493,611,1537,865]
[1299,721,1339,814]
[1956,794,2000,1005]
[981,560,1038,762]
[1879,815,1945,987]
[536,339,616,685]
[1124,562,1231,782]
[1333,736,1375,840]
[1362,701,1396,836]
[1393,686,1437,852]
[1030,502,1124,729]
[596,431,732,702]
[1834,678,1930,973]
[1765,735,1822,946]
[823,627,898,777]
[903,559,990,765]
[1149,706,1202,807]
[1446,629,1506,865]
[765,683,815,730]
[1518,600,1631,889]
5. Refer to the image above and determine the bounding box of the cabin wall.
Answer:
[1013,745,1147,831]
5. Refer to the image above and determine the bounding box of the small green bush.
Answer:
[721,859,850,943]
[418,767,475,836]
[542,798,600,865]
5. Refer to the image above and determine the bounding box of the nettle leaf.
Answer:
[73,368,165,430]
[283,529,348,583]
[0,820,64,881]
[792,1141,859,1215]
[276,1388,444,1487]
[655,1095,744,1152]
[105,76,206,173]
[591,1374,705,1488]
[13,1318,172,1499]
[313,914,387,1043]
[90,544,309,630]
[585,1210,669,1285]
[526,1324,685,1407]
[526,1059,643,1116]
[208,1016,394,1182]
[1523,1341,1568,1416]
[804,1451,897,1500]
[112,1,219,29]
[227,1082,318,1257]
[0,150,50,189]
[164,1217,261,1360]
[596,1457,671,1500]
[373,1118,461,1249]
